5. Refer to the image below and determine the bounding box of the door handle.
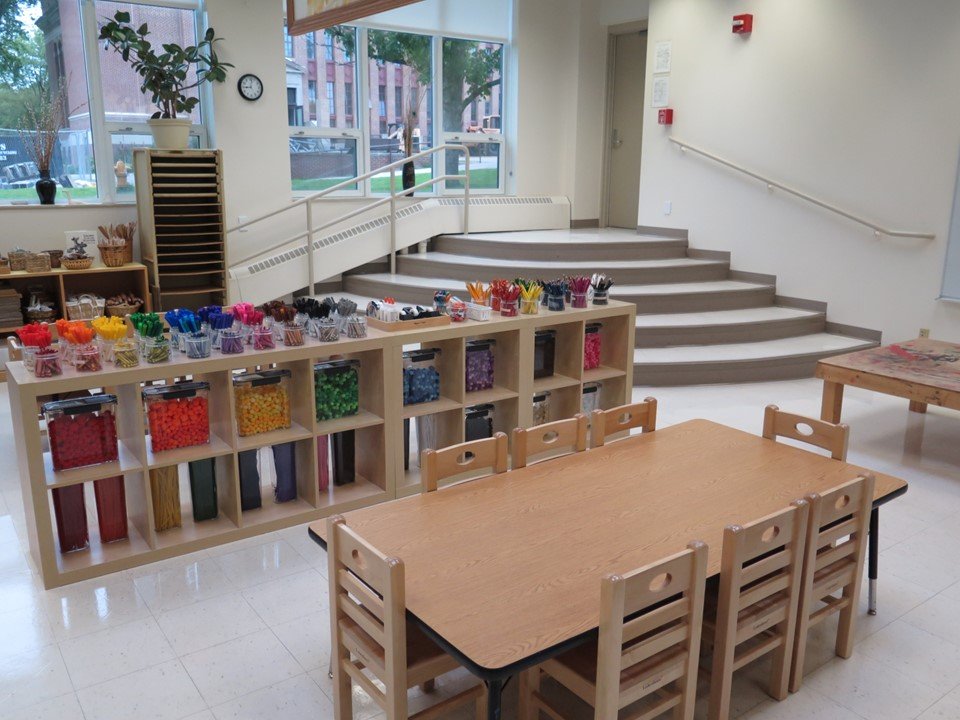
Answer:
[612,129,623,149]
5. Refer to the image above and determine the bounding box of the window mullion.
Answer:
[433,35,442,194]
[357,26,371,196]
[80,0,116,203]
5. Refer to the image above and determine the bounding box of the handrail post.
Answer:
[389,168,397,275]
[463,148,470,235]
[306,201,315,294]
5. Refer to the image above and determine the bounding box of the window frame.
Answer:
[78,0,208,205]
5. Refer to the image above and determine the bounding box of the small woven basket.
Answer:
[98,245,127,268]
[123,240,133,264]
[106,301,141,318]
[8,250,28,271]
[44,249,63,268]
[25,252,51,273]
[62,257,93,270]
[0,259,10,275]
[25,307,55,322]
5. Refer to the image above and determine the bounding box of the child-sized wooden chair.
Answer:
[512,413,588,469]
[590,397,657,448]
[421,432,508,493]
[762,405,849,460]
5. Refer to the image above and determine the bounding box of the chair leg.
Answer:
[789,611,810,693]
[767,626,791,701]
[707,638,736,720]
[519,668,540,720]
[420,679,436,693]
[332,656,353,720]
[835,584,857,659]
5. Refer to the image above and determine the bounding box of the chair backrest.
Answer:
[328,515,408,717]
[590,397,657,448]
[421,432,509,493]
[762,405,849,460]
[593,541,707,719]
[512,413,588,469]
[715,501,809,648]
[805,474,874,588]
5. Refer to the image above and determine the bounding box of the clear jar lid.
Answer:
[585,322,603,334]
[466,338,496,352]
[403,347,442,361]
[41,394,117,415]
[233,369,291,387]
[142,381,209,400]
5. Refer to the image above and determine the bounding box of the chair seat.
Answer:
[544,637,687,706]
[340,615,459,688]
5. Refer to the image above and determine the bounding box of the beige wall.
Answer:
[638,0,960,341]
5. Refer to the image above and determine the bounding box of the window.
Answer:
[284,23,294,57]
[288,25,360,193]
[394,86,403,119]
[306,33,316,60]
[378,85,386,117]
[0,0,207,204]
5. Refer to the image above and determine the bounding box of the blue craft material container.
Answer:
[402,348,442,406]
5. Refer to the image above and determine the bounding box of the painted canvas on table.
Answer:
[287,0,423,35]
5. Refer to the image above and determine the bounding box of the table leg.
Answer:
[868,508,879,616]
[908,400,928,414]
[821,381,844,423]
[485,678,503,720]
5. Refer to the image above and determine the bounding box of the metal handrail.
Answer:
[669,137,935,240]
[228,144,471,287]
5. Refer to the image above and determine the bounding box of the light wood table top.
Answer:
[310,419,907,674]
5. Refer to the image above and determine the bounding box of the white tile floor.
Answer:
[1,377,958,719]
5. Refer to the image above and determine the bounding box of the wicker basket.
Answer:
[8,249,28,272]
[25,252,51,273]
[65,294,105,321]
[123,240,133,264]
[61,257,93,270]
[106,301,141,318]
[25,306,55,322]
[98,245,127,268]
[0,259,9,275]
[43,249,63,268]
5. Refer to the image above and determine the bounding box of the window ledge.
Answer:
[0,202,136,210]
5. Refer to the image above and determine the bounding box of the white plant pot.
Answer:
[147,118,192,149]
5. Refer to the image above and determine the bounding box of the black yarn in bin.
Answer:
[188,458,218,521]
[332,430,356,486]
[465,404,495,441]
[272,442,298,503]
[239,449,262,511]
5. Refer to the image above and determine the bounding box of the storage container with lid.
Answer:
[584,323,602,371]
[532,391,551,426]
[143,382,211,453]
[465,339,496,393]
[314,359,360,421]
[43,394,119,471]
[465,403,496,441]
[188,459,218,522]
[533,329,557,379]
[581,381,603,418]
[142,336,170,364]
[94,476,128,543]
[53,485,88,553]
[403,348,442,405]
[233,369,292,437]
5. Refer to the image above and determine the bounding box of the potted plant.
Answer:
[18,80,70,205]
[99,11,232,149]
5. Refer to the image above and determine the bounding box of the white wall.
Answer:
[599,0,650,27]
[638,0,960,341]
[363,0,511,37]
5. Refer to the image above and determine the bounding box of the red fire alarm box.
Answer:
[658,108,673,125]
[733,14,753,33]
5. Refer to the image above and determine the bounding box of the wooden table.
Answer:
[817,338,960,423]
[309,419,907,720]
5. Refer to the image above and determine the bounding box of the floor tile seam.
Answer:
[145,580,240,619]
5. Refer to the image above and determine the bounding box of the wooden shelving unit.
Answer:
[134,149,228,311]
[7,301,635,588]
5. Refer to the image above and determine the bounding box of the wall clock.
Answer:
[237,74,263,101]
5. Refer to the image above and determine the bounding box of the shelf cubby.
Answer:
[9,300,635,587]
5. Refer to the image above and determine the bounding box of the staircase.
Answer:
[341,228,878,385]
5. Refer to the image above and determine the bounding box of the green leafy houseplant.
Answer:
[98,10,231,146]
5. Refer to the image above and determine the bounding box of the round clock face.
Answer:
[238,74,263,101]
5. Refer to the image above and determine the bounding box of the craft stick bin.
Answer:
[9,301,635,588]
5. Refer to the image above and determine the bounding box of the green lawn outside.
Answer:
[292,167,499,194]
[0,186,99,201]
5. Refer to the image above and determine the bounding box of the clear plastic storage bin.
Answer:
[314,359,360,421]
[465,339,496,392]
[43,395,119,472]
[403,348,442,406]
[465,404,495,441]
[584,323,602,370]
[143,382,211,453]
[532,391,551,426]
[534,330,557,379]
[234,370,292,437]
[53,485,88,553]
[581,381,603,418]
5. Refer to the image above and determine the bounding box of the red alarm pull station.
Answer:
[658,108,674,125]
[733,14,753,33]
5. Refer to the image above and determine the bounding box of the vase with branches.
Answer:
[18,79,70,205]
[98,10,232,148]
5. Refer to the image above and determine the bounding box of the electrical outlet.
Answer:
[237,215,249,232]
[919,328,930,338]
[663,200,672,216]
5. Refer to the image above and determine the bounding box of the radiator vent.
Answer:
[437,196,557,207]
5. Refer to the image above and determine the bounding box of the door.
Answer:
[606,31,647,229]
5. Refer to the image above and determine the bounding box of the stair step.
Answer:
[396,252,728,285]
[615,280,775,313]
[634,306,825,347]
[435,229,688,260]
[633,333,876,386]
